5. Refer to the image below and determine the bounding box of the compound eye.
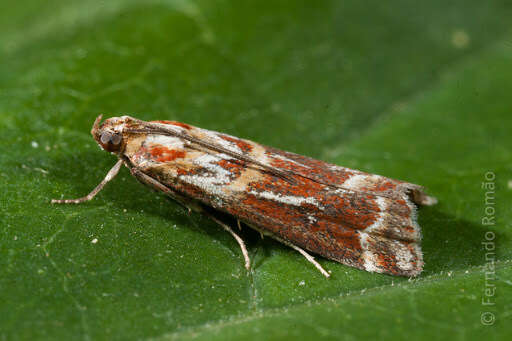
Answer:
[110,133,122,145]
[100,131,112,145]
[100,131,122,146]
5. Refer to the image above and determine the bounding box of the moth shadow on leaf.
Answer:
[418,205,501,274]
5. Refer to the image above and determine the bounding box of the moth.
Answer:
[52,115,437,277]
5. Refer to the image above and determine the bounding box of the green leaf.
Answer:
[1,1,511,340]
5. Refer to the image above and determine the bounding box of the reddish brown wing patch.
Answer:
[265,147,355,186]
[233,173,421,276]
[219,135,254,153]
[264,146,415,201]
[150,146,186,163]
[151,120,192,130]
[231,186,366,269]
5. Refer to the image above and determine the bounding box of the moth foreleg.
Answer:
[51,159,124,204]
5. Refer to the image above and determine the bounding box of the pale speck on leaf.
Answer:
[452,30,470,48]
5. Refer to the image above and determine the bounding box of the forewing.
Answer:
[123,120,424,276]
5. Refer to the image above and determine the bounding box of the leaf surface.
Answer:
[1,1,511,340]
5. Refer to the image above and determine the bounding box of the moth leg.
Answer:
[131,168,251,271]
[239,220,264,239]
[209,216,251,271]
[51,159,124,204]
[286,242,330,278]
[248,224,330,278]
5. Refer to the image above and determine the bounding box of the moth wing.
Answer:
[124,121,430,276]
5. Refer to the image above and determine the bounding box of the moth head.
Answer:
[91,115,126,153]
